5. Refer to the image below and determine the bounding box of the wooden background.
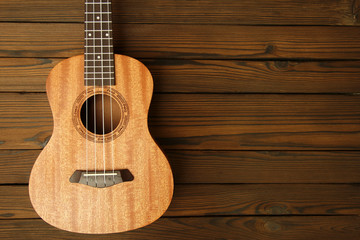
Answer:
[1,0,360,239]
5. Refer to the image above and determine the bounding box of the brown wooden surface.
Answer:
[2,58,360,93]
[1,0,360,239]
[2,150,360,184]
[2,184,360,219]
[0,0,359,25]
[1,217,360,240]
[1,23,360,59]
[1,93,360,150]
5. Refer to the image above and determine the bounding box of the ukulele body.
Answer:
[29,54,173,234]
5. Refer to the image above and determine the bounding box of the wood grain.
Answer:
[168,150,360,183]
[2,23,360,59]
[1,217,360,240]
[2,58,360,93]
[0,58,61,92]
[0,0,358,25]
[2,184,360,219]
[2,150,360,184]
[1,0,360,238]
[1,93,360,150]
[28,55,173,233]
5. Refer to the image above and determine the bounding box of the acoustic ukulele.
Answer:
[29,0,173,234]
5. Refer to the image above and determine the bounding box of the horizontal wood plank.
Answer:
[168,150,360,183]
[2,23,360,59]
[1,93,360,150]
[2,58,360,93]
[1,184,360,219]
[1,150,360,184]
[0,58,61,92]
[0,0,358,26]
[0,217,359,240]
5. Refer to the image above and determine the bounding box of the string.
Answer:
[106,0,115,183]
[92,0,97,186]
[100,0,107,186]
[85,0,89,184]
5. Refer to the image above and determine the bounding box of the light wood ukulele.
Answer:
[29,0,173,234]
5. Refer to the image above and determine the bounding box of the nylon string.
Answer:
[85,0,89,184]
[100,0,107,186]
[93,0,98,186]
[106,0,115,183]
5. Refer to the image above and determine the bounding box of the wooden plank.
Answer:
[0,186,36,219]
[1,93,360,150]
[168,150,360,183]
[2,23,360,59]
[2,58,360,93]
[0,0,358,26]
[1,185,359,219]
[0,150,36,184]
[0,217,359,239]
[1,150,360,184]
[0,58,61,92]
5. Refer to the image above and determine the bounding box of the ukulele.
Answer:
[29,0,173,234]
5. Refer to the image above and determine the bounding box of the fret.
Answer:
[85,69,114,72]
[85,38,113,42]
[85,74,114,80]
[84,57,114,61]
[84,63,114,67]
[85,47,113,51]
[84,61,114,64]
[85,72,114,75]
[85,21,112,23]
[84,65,114,70]
[85,32,112,34]
[85,59,113,61]
[85,66,114,68]
[84,64,114,67]
[85,2,111,4]
[85,15,112,21]
[85,65,114,67]
[84,53,114,56]
[85,77,114,79]
[85,5,112,13]
[85,34,112,39]
[85,51,113,54]
[84,23,114,31]
[85,78,114,80]
[86,12,111,13]
[84,66,114,71]
[84,55,114,59]
[85,75,114,77]
[85,52,113,56]
[85,30,112,32]
[84,66,114,69]
[85,80,114,86]
[84,42,114,47]
[85,73,114,75]
[86,36,111,40]
[85,71,114,73]
[85,74,114,77]
[85,45,113,47]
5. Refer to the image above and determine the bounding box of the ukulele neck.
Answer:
[84,0,115,86]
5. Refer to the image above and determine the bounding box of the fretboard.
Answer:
[84,0,114,86]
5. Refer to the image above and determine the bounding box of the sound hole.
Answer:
[80,94,121,135]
